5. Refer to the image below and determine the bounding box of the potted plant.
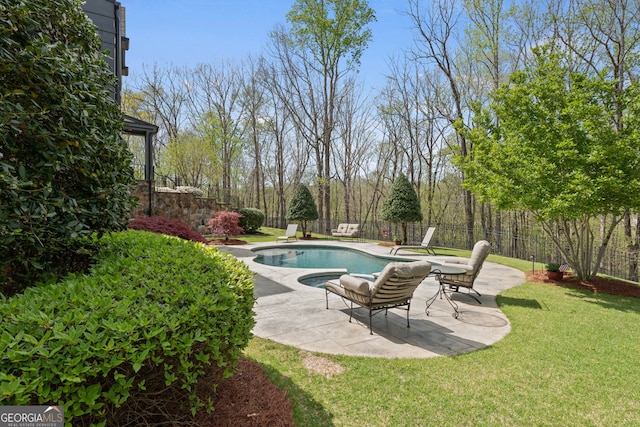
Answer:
[545,263,564,281]
[394,236,402,245]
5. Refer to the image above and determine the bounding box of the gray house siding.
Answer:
[81,0,128,103]
[81,1,158,185]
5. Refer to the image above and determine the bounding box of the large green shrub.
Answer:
[237,207,265,233]
[0,0,135,292]
[0,230,256,425]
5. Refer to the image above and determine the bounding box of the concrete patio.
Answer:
[219,240,525,359]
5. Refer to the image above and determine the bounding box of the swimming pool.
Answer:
[252,245,408,275]
[298,272,375,288]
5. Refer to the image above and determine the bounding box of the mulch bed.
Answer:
[194,357,295,427]
[379,242,400,248]
[208,239,249,245]
[526,270,640,299]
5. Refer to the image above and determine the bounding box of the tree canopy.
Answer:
[286,0,376,68]
[460,48,640,280]
[380,173,423,243]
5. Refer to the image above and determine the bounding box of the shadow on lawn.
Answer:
[497,295,544,310]
[564,288,640,314]
[259,360,336,427]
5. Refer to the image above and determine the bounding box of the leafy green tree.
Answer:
[160,131,218,188]
[460,48,640,281]
[1,0,135,291]
[380,173,423,244]
[286,183,319,237]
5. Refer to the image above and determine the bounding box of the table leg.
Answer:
[425,275,460,319]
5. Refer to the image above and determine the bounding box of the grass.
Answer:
[240,227,326,242]
[238,228,640,426]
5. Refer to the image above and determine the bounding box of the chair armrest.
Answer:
[340,274,371,296]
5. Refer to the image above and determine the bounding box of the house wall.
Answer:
[81,0,117,70]
[81,0,128,102]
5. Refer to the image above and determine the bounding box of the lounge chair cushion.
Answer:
[326,261,432,303]
[370,261,432,295]
[345,224,359,236]
[325,260,432,333]
[331,223,359,237]
[331,223,349,234]
[439,240,491,288]
[339,274,370,296]
[277,224,298,240]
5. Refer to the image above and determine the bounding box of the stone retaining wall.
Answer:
[131,180,226,233]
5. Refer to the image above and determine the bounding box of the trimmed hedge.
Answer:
[0,230,255,425]
[237,208,265,233]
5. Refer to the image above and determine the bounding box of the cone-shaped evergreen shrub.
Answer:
[286,183,318,236]
[380,173,423,243]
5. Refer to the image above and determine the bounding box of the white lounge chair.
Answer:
[276,224,298,241]
[390,227,436,255]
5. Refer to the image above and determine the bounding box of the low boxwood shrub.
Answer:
[0,230,255,425]
[237,208,265,233]
[127,216,207,243]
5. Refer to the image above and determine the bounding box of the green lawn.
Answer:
[239,228,640,426]
[239,226,325,242]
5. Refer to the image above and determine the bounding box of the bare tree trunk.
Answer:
[408,0,476,248]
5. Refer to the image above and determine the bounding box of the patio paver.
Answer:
[219,240,525,359]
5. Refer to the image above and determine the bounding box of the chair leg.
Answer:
[325,288,329,309]
[368,309,373,334]
[406,302,411,328]
[447,285,482,304]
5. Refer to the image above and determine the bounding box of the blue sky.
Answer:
[122,0,416,91]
